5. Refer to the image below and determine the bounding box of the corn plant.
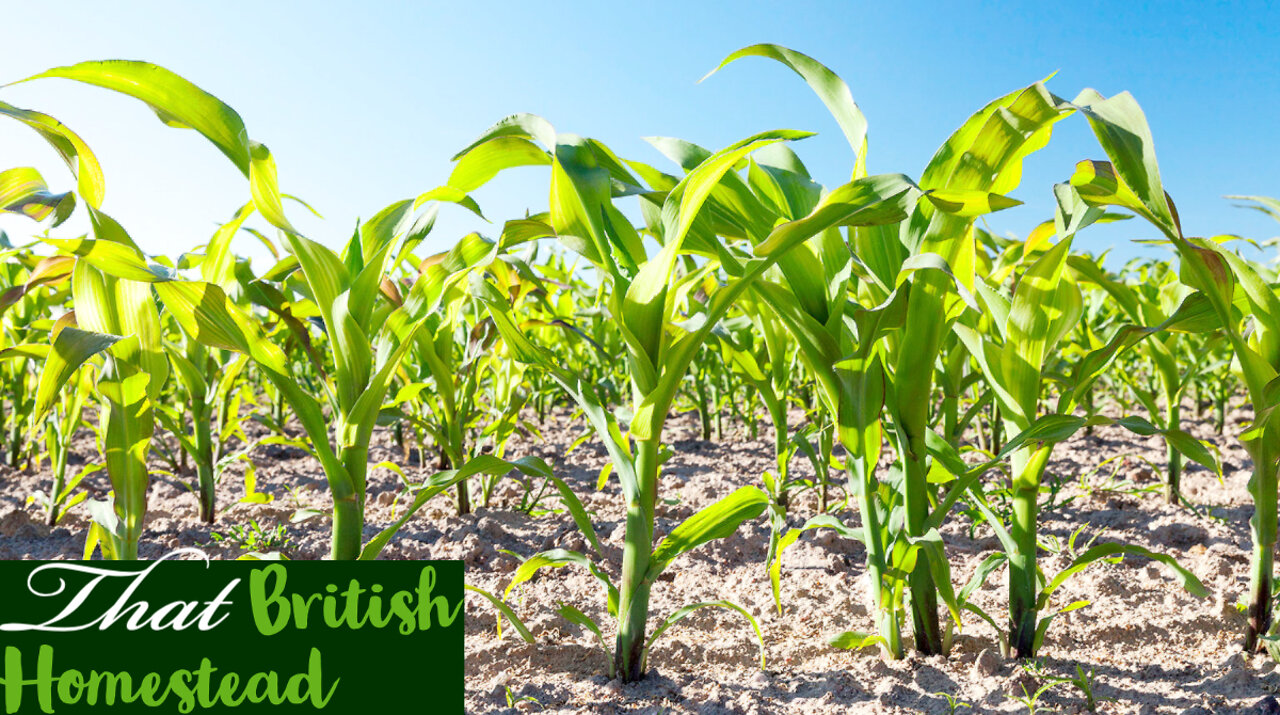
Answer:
[125,213,547,559]
[1063,90,1280,652]
[40,249,167,561]
[12,60,549,560]
[883,79,1083,655]
[1195,343,1237,435]
[456,100,918,678]
[1068,255,1211,503]
[948,185,1212,657]
[707,45,1085,657]
[154,323,250,522]
[390,232,536,515]
[30,361,95,526]
[0,247,75,470]
[0,251,90,526]
[711,306,800,568]
[0,91,168,561]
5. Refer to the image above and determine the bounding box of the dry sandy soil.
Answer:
[0,402,1277,714]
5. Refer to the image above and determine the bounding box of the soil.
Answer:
[0,401,1275,714]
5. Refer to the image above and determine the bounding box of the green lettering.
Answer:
[215,672,245,707]
[0,645,56,715]
[391,591,415,635]
[88,669,129,706]
[243,671,279,704]
[368,584,393,629]
[168,669,195,715]
[322,584,339,627]
[416,566,462,630]
[138,672,163,706]
[306,648,338,708]
[195,658,217,709]
[56,667,84,706]
[290,592,323,629]
[339,580,366,628]
[250,563,290,636]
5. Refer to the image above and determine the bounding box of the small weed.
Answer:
[209,520,292,553]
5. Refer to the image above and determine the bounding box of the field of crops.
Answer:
[1,45,1279,713]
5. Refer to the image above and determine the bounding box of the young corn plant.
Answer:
[706,44,1081,656]
[30,363,95,526]
[0,94,169,560]
[16,59,547,560]
[38,239,168,560]
[391,232,534,515]
[458,103,917,679]
[0,251,88,523]
[711,305,800,569]
[0,247,75,470]
[949,185,1213,657]
[1069,256,1207,504]
[1066,91,1280,653]
[156,328,251,523]
[881,79,1078,655]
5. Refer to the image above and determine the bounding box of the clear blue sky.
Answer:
[1,1,1277,269]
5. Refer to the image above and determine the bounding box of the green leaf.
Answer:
[20,60,252,174]
[624,129,813,363]
[924,188,1022,218]
[555,602,611,666]
[0,101,105,208]
[1041,541,1207,606]
[202,202,256,291]
[360,456,552,560]
[768,514,863,614]
[446,136,551,193]
[550,476,602,555]
[0,167,76,225]
[1001,415,1087,448]
[44,237,178,283]
[466,584,536,644]
[644,600,766,670]
[648,485,768,577]
[452,113,557,160]
[248,141,295,233]
[827,631,886,650]
[34,328,126,423]
[1070,89,1178,238]
[705,44,868,165]
[1162,429,1221,475]
[502,548,619,618]
[153,281,287,371]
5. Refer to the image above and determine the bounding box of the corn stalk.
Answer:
[1063,90,1280,652]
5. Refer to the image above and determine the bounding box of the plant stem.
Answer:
[847,447,902,658]
[331,493,363,561]
[1160,365,1182,505]
[330,446,368,561]
[1009,444,1053,658]
[901,442,943,654]
[7,374,25,468]
[942,392,958,446]
[47,439,65,528]
[1164,439,1183,506]
[615,439,659,682]
[1246,437,1279,651]
[694,370,711,441]
[442,449,470,515]
[1215,389,1227,435]
[195,398,215,524]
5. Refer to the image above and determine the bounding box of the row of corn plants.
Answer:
[0,46,1276,679]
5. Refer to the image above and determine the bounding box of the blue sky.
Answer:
[1,1,1277,269]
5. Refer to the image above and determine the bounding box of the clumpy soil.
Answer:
[0,401,1276,714]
